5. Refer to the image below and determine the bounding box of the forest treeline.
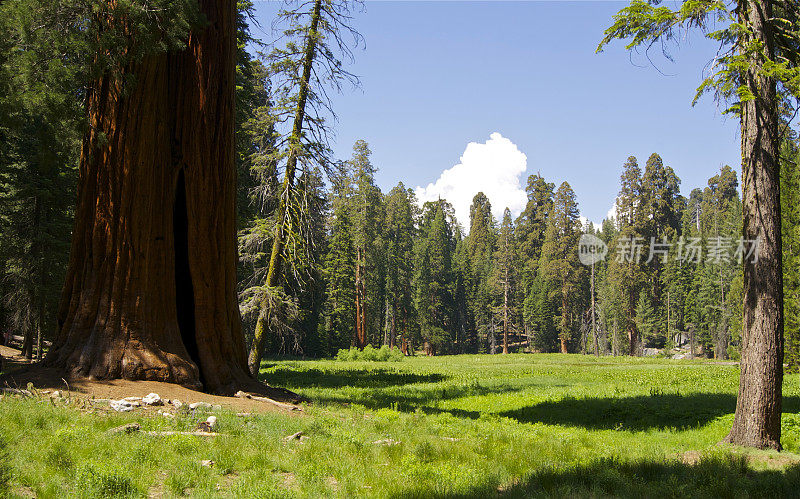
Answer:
[244,140,800,366]
[0,0,798,368]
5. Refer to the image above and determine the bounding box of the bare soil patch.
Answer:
[0,359,304,414]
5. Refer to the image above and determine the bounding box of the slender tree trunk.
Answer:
[36,303,44,361]
[354,255,361,347]
[353,247,367,348]
[22,327,33,360]
[45,0,250,394]
[383,295,390,346]
[248,0,323,374]
[724,0,783,450]
[389,302,396,349]
[560,290,568,353]
[591,261,599,356]
[667,289,671,346]
[401,305,408,355]
[502,270,509,354]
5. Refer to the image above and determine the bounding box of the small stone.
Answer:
[189,402,212,411]
[172,399,184,410]
[123,396,142,402]
[107,423,141,434]
[50,390,61,398]
[205,416,218,430]
[142,393,163,406]
[234,390,251,399]
[200,460,214,468]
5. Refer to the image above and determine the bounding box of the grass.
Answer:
[1,354,799,497]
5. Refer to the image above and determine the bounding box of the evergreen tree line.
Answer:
[241,140,800,367]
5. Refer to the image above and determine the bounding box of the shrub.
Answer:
[77,463,137,497]
[334,345,404,362]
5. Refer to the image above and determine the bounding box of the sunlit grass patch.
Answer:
[0,354,798,497]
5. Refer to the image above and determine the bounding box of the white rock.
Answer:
[50,390,61,398]
[205,416,218,430]
[142,393,163,406]
[123,396,142,401]
[109,399,137,412]
[189,402,212,410]
[172,399,184,410]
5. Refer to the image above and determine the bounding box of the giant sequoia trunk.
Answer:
[724,0,784,450]
[44,0,252,394]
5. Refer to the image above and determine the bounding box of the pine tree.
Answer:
[322,177,356,353]
[0,0,83,360]
[493,209,518,354]
[383,183,417,351]
[781,139,800,370]
[248,0,363,373]
[541,182,584,353]
[607,157,647,355]
[349,140,383,348]
[415,201,455,355]
[640,153,682,347]
[467,193,496,352]
[516,174,555,349]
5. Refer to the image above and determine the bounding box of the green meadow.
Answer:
[2,354,800,497]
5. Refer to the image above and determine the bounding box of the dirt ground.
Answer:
[0,346,303,414]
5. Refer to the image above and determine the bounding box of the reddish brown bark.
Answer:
[354,247,367,348]
[724,0,783,450]
[44,0,251,394]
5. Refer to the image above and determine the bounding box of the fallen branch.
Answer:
[235,391,301,411]
[143,431,222,437]
[1,387,32,397]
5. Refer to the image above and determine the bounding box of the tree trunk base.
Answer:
[46,336,202,391]
[722,430,782,451]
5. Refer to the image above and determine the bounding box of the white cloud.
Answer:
[414,132,528,230]
[606,202,618,221]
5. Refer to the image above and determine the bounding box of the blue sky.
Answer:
[251,1,740,227]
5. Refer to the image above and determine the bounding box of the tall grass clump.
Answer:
[0,434,11,495]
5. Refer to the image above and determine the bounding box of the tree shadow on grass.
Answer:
[501,393,800,431]
[395,454,800,498]
[293,379,526,415]
[259,367,447,389]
